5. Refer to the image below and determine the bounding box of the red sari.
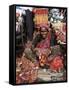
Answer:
[36,32,51,49]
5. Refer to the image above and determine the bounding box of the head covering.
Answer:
[40,24,49,32]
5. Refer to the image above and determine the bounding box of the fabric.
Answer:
[36,34,50,49]
[26,9,34,40]
[50,56,63,72]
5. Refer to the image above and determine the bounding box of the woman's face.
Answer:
[41,28,48,39]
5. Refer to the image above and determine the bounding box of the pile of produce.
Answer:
[16,56,39,84]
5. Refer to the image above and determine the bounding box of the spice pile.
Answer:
[16,56,39,84]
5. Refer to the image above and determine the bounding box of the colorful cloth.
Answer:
[50,56,63,72]
[36,33,51,49]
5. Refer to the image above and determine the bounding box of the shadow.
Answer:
[4,81,9,84]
